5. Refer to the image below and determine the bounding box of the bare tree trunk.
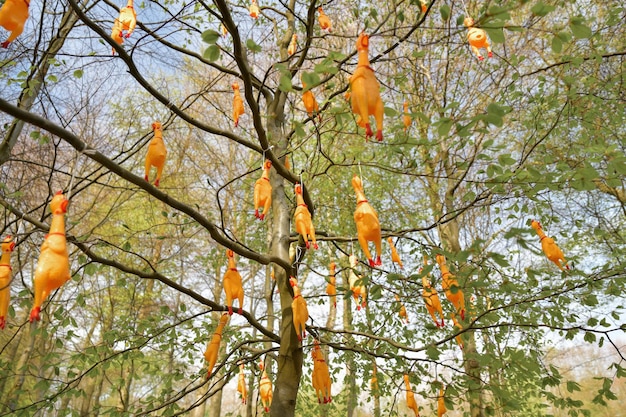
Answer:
[342,260,357,417]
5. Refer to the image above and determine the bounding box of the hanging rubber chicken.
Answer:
[290,277,309,341]
[422,274,445,328]
[0,236,15,330]
[144,121,167,187]
[0,0,29,48]
[223,249,244,315]
[450,312,464,349]
[249,0,259,19]
[403,374,420,417]
[403,101,412,132]
[116,0,137,38]
[237,362,247,404]
[317,7,332,32]
[348,254,366,310]
[30,192,71,322]
[220,23,228,38]
[387,237,403,268]
[419,0,428,13]
[531,220,569,271]
[438,387,447,416]
[203,313,229,378]
[259,361,273,412]
[326,262,336,308]
[288,33,297,56]
[294,183,318,249]
[110,18,125,55]
[395,294,408,323]
[464,17,492,60]
[348,33,384,141]
[254,160,272,220]
[232,82,245,128]
[436,254,465,320]
[311,339,332,403]
[301,77,320,121]
[352,175,381,267]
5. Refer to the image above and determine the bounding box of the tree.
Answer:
[0,0,624,416]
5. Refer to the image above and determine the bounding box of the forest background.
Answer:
[0,0,624,416]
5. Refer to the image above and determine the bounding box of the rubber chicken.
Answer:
[387,237,403,268]
[232,82,245,127]
[237,362,247,404]
[144,121,167,187]
[288,33,297,56]
[352,175,382,267]
[259,361,273,412]
[403,101,412,132]
[203,313,229,378]
[395,294,408,323]
[531,220,569,271]
[220,23,228,38]
[30,192,71,322]
[419,0,428,13]
[326,262,336,308]
[249,0,259,19]
[290,277,309,341]
[254,160,272,220]
[464,17,492,60]
[422,275,445,328]
[0,0,29,48]
[117,0,136,38]
[294,183,318,249]
[301,77,320,121]
[110,18,125,55]
[311,339,332,403]
[403,374,420,417]
[348,33,384,141]
[348,254,367,310]
[438,387,447,416]
[317,7,332,32]
[436,254,465,320]
[223,249,244,315]
[450,312,464,349]
[0,236,15,329]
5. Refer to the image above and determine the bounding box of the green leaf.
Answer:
[437,117,453,136]
[583,332,596,343]
[531,2,556,16]
[384,106,398,117]
[278,74,292,92]
[73,69,84,79]
[440,4,450,21]
[301,71,320,89]
[47,74,58,83]
[203,45,220,62]
[484,26,505,44]
[201,29,220,44]
[246,39,262,53]
[551,36,562,53]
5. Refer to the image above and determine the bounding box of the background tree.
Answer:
[0,0,624,416]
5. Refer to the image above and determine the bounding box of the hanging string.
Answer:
[66,149,82,203]
[460,0,470,17]
[358,161,364,188]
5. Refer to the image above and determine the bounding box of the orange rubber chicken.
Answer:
[254,160,272,220]
[464,17,492,60]
[312,339,332,403]
[317,7,332,32]
[419,0,428,13]
[352,175,382,267]
[531,220,569,271]
[403,101,412,132]
[259,361,273,412]
[438,387,447,417]
[110,18,125,55]
[0,236,15,329]
[326,262,336,308]
[288,33,297,56]
[388,237,403,268]
[144,121,167,187]
[232,82,245,127]
[436,254,465,320]
[223,249,244,315]
[349,33,384,141]
[403,374,420,417]
[348,254,367,310]
[395,294,408,323]
[249,0,259,19]
[117,0,137,38]
[30,192,71,322]
[290,277,309,341]
[203,312,229,378]
[450,312,464,349]
[422,275,445,328]
[301,77,320,121]
[237,362,247,404]
[0,0,29,48]
[294,183,318,249]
